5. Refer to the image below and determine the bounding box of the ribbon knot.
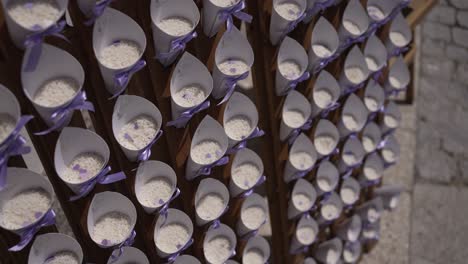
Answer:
[69,166,126,201]
[320,102,340,118]
[167,100,210,128]
[286,117,313,146]
[218,0,253,32]
[280,71,310,96]
[217,71,250,106]
[85,0,113,26]
[312,52,340,75]
[137,130,163,162]
[108,230,136,263]
[227,127,265,154]
[156,31,198,62]
[156,188,181,226]
[9,209,56,252]
[195,156,230,178]
[110,59,147,99]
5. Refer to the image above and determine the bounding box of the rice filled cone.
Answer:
[379,134,400,166]
[28,233,83,264]
[290,214,319,254]
[237,193,268,236]
[242,236,271,264]
[374,185,403,211]
[310,71,341,118]
[360,220,380,242]
[0,84,21,146]
[21,44,86,128]
[313,238,343,264]
[288,178,317,219]
[223,92,260,148]
[169,52,213,124]
[0,0,68,49]
[366,0,396,23]
[107,247,149,264]
[339,177,361,207]
[335,214,362,242]
[380,101,401,136]
[194,178,229,226]
[280,90,312,142]
[203,223,237,264]
[202,0,251,37]
[229,148,264,197]
[313,120,339,158]
[54,127,110,194]
[337,135,365,174]
[313,161,339,197]
[338,0,369,43]
[275,37,309,96]
[342,241,362,263]
[112,95,163,162]
[339,46,370,95]
[386,12,412,58]
[337,94,368,138]
[358,152,384,186]
[185,116,229,180]
[87,192,137,249]
[134,160,178,214]
[355,197,383,224]
[212,26,254,102]
[363,79,385,115]
[77,0,101,18]
[93,8,147,97]
[384,56,410,95]
[284,133,317,183]
[153,208,194,258]
[318,192,343,224]
[174,255,201,264]
[150,0,200,66]
[363,35,387,75]
[308,17,339,73]
[361,122,382,154]
[269,0,307,45]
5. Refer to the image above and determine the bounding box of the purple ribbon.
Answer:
[69,166,126,201]
[206,206,229,230]
[218,0,253,32]
[386,87,406,98]
[217,71,250,106]
[320,102,340,118]
[155,31,198,62]
[227,127,265,154]
[34,91,95,135]
[84,0,113,26]
[344,81,366,96]
[0,115,33,190]
[108,230,136,263]
[286,117,313,146]
[340,33,369,53]
[23,20,68,72]
[361,178,381,188]
[279,13,306,42]
[236,175,266,198]
[290,245,309,255]
[366,105,385,125]
[8,209,56,252]
[304,0,336,20]
[156,188,181,223]
[319,192,333,204]
[371,66,385,81]
[279,71,311,96]
[137,130,163,162]
[163,238,194,264]
[109,59,147,99]
[241,228,260,241]
[312,52,340,75]
[389,46,410,58]
[195,156,230,178]
[289,164,315,183]
[167,100,210,128]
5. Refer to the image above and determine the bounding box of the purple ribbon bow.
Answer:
[8,209,56,252]
[137,130,163,162]
[23,20,68,72]
[218,0,253,32]
[108,230,136,263]
[280,71,310,96]
[320,102,340,118]
[217,71,250,106]
[167,100,210,128]
[35,91,95,136]
[84,0,113,26]
[195,156,230,178]
[286,117,313,146]
[156,31,198,62]
[69,166,126,201]
[0,115,33,190]
[156,188,181,224]
[110,59,147,99]
[207,205,230,230]
[236,175,266,198]
[227,127,265,154]
[163,238,194,264]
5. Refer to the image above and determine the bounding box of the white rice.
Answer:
[314,89,334,108]
[389,76,403,89]
[274,2,301,21]
[63,152,104,184]
[326,249,340,264]
[342,114,359,131]
[384,115,399,128]
[389,31,408,47]
[343,248,357,263]
[367,5,385,21]
[283,109,305,128]
[390,196,399,209]
[99,40,141,69]
[292,193,312,211]
[296,226,316,245]
[243,248,264,264]
[218,59,249,76]
[224,115,252,140]
[342,152,358,166]
[155,223,190,253]
[364,96,379,112]
[382,149,396,163]
[315,135,336,155]
[92,212,131,246]
[196,193,225,221]
[0,114,16,143]
[174,85,206,108]
[204,236,232,264]
[340,187,357,204]
[367,207,380,223]
[364,167,380,180]
[139,177,173,207]
[7,0,60,29]
[157,17,193,37]
[241,206,266,230]
[211,0,240,8]
[365,56,379,71]
[290,151,314,170]
[232,162,261,190]
[33,77,79,107]
[343,20,361,35]
[45,251,79,264]
[312,44,333,58]
[191,140,223,165]
[117,115,158,151]
[278,60,302,80]
[321,204,339,220]
[345,66,365,84]
[362,136,376,153]
[317,177,333,192]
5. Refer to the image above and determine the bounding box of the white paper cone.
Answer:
[339,177,360,207]
[313,119,339,157]
[339,46,370,94]
[386,12,412,56]
[337,135,365,173]
[304,257,318,264]
[212,26,254,99]
[379,134,400,164]
[269,0,306,45]
[363,35,387,73]
[308,17,339,72]
[360,220,380,241]
[318,192,343,223]
[21,44,85,126]
[366,0,396,22]
[0,84,21,146]
[87,192,137,248]
[229,148,264,197]
[374,185,404,210]
[0,167,54,233]
[223,92,259,148]
[284,133,317,183]
[54,127,110,193]
[203,224,237,264]
[314,161,339,196]
[112,95,163,161]
[280,90,312,141]
[237,193,268,236]
[337,94,368,138]
[359,152,384,184]
[361,122,381,154]
[154,208,194,258]
[381,101,401,135]
[170,52,213,120]
[335,215,362,242]
[77,0,96,18]
[355,197,383,224]
[242,236,271,263]
[28,233,83,264]
[385,56,410,93]
[150,0,200,66]
[290,214,319,252]
[310,71,341,117]
[93,8,147,95]
[195,178,229,226]
[202,0,241,37]
[288,178,317,219]
[363,79,385,113]
[342,241,362,263]
[185,116,229,180]
[275,37,309,95]
[107,247,149,264]
[338,0,369,41]
[314,238,343,264]
[0,0,68,49]
[134,160,177,214]
[174,255,201,264]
